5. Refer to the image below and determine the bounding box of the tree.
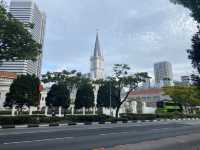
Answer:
[42,69,82,94]
[111,64,149,118]
[4,74,40,111]
[46,83,70,109]
[163,85,200,114]
[0,2,41,61]
[75,81,94,109]
[170,0,200,86]
[186,27,200,87]
[191,74,200,87]
[187,29,200,73]
[170,0,200,23]
[97,80,120,109]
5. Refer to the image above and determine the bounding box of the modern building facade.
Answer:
[154,61,173,87]
[0,0,46,77]
[90,32,104,80]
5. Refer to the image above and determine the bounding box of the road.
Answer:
[0,120,200,150]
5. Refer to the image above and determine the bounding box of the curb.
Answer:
[0,118,199,129]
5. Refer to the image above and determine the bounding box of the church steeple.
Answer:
[94,32,102,57]
[90,31,104,80]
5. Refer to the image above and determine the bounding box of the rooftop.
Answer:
[129,88,162,96]
[0,71,17,79]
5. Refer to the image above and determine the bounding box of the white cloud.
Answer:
[5,0,198,80]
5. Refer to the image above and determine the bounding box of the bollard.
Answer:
[45,106,48,116]
[83,107,86,115]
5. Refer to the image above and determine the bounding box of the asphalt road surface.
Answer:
[0,120,200,150]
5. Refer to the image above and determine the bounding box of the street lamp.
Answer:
[109,81,112,116]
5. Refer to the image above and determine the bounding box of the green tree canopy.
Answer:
[163,85,200,113]
[97,81,120,109]
[75,81,94,109]
[46,83,70,108]
[170,0,200,85]
[187,28,200,73]
[170,0,200,23]
[42,69,83,93]
[110,64,149,118]
[0,2,41,61]
[4,74,40,109]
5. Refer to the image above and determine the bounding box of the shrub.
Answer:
[68,122,77,126]
[0,110,12,115]
[1,125,15,129]
[120,113,200,120]
[0,116,64,125]
[28,124,39,128]
[49,123,59,127]
[64,115,113,123]
[32,111,44,115]
[120,113,157,120]
[0,115,113,125]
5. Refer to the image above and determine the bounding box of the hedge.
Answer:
[0,111,12,115]
[0,115,113,125]
[120,113,200,120]
[64,115,113,123]
[1,113,199,125]
[0,115,63,125]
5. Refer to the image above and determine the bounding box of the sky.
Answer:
[6,0,198,81]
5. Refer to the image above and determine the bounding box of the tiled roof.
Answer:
[0,71,17,79]
[129,88,162,96]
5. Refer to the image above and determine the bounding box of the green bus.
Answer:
[156,101,182,113]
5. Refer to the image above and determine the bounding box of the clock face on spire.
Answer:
[90,32,104,80]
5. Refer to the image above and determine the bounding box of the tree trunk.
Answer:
[115,102,123,118]
[184,105,189,115]
[115,105,120,118]
[115,89,134,118]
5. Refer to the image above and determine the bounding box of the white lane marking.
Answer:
[3,137,74,145]
[151,128,170,131]
[99,131,129,136]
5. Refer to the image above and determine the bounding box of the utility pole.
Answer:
[109,81,112,116]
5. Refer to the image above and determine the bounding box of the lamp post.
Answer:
[109,81,112,116]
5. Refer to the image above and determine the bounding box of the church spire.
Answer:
[90,31,104,80]
[93,31,102,57]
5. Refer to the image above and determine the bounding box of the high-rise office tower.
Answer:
[0,0,46,77]
[90,32,104,80]
[154,61,173,87]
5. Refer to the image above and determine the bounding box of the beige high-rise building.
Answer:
[154,61,173,87]
[0,0,46,77]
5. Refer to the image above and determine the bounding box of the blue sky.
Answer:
[7,0,198,80]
